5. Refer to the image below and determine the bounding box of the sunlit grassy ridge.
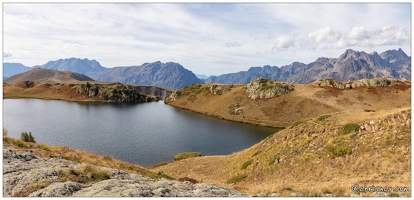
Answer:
[165,79,410,128]
[153,108,411,197]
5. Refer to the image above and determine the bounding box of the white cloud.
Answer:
[347,26,368,40]
[308,27,342,43]
[297,26,411,50]
[331,26,410,49]
[2,3,411,75]
[273,35,295,50]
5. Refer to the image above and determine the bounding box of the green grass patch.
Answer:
[39,144,51,152]
[290,120,306,129]
[174,152,203,161]
[252,150,262,157]
[14,140,28,148]
[317,114,331,121]
[103,155,112,161]
[332,145,352,156]
[226,174,247,184]
[340,123,360,134]
[147,171,171,180]
[148,162,169,169]
[241,159,253,170]
[326,138,352,157]
[59,165,111,184]
[268,155,280,166]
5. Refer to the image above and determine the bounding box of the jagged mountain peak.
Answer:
[34,57,106,76]
[380,48,409,60]
[314,57,329,63]
[204,48,410,84]
[90,61,203,90]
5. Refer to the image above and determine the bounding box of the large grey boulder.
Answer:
[245,78,294,99]
[3,147,247,197]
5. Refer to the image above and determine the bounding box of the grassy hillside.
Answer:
[152,108,411,197]
[165,79,411,128]
[5,68,94,84]
[3,81,159,102]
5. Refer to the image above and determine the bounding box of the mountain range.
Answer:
[89,62,203,90]
[4,60,203,90]
[33,58,107,76]
[205,48,411,84]
[3,48,411,89]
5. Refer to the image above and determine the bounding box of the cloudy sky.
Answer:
[3,3,411,76]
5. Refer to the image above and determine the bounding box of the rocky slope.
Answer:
[205,49,411,84]
[5,68,95,84]
[3,146,246,197]
[75,83,159,103]
[133,85,173,101]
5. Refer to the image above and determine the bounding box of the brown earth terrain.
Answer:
[165,78,411,128]
[3,81,162,103]
[3,77,411,197]
[153,108,411,197]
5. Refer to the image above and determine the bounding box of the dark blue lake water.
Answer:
[3,99,279,167]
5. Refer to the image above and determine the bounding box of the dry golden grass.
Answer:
[166,82,410,128]
[3,82,96,102]
[3,81,141,102]
[153,108,411,197]
[4,80,411,197]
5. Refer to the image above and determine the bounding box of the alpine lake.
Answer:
[3,99,280,167]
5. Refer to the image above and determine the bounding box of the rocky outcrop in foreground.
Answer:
[3,147,246,197]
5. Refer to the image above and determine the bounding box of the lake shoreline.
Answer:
[165,101,286,129]
[4,99,277,168]
[4,93,285,129]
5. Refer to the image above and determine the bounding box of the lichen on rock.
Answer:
[245,78,294,99]
[3,147,247,197]
[313,78,406,89]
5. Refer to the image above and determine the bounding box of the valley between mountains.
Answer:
[2,48,411,197]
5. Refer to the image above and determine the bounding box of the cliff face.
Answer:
[76,83,159,103]
[3,146,246,197]
[133,85,173,101]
